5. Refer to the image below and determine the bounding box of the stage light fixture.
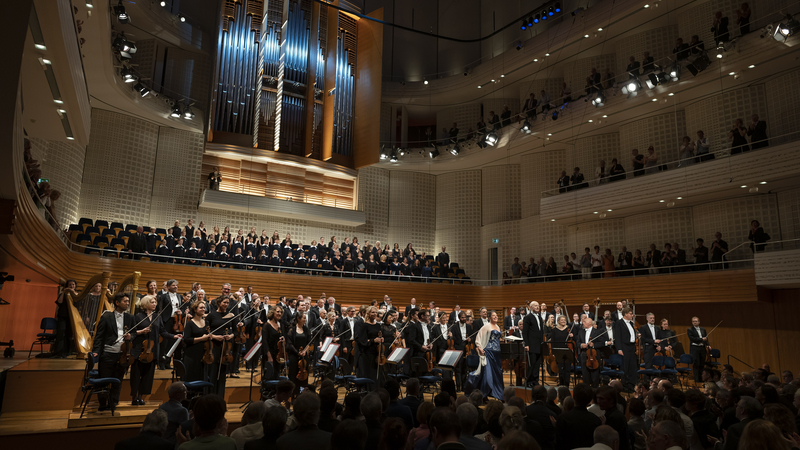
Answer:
[548,6,554,16]
[428,147,440,159]
[541,10,548,20]
[554,3,561,13]
[121,67,136,83]
[398,148,408,156]
[115,1,128,24]
[668,63,681,81]
[774,16,800,42]
[520,20,527,31]
[485,132,498,146]
[527,17,533,27]
[551,109,559,120]
[449,143,461,156]
[183,106,194,119]
[133,82,150,97]
[379,144,390,160]
[171,104,182,118]
[390,148,398,162]
[160,1,166,6]
[621,78,642,95]
[592,92,606,107]
[178,14,186,23]
[534,14,540,23]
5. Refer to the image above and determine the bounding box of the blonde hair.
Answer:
[138,294,156,310]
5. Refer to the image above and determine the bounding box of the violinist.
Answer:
[261,305,285,380]
[549,315,574,386]
[576,316,606,388]
[182,300,212,383]
[130,294,180,405]
[687,316,709,383]
[286,312,311,396]
[431,312,454,362]
[453,311,471,392]
[603,317,616,353]
[657,319,684,357]
[91,292,134,411]
[639,313,661,369]
[244,294,263,372]
[356,306,383,390]
[523,301,545,388]
[380,310,401,384]
[206,296,236,396]
[613,307,639,391]
[226,292,249,379]
[338,306,357,369]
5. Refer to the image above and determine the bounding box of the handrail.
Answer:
[727,354,755,373]
[723,238,800,261]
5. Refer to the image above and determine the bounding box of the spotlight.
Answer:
[527,17,533,27]
[484,132,498,147]
[133,82,150,97]
[170,104,182,118]
[520,20,527,31]
[160,1,166,6]
[621,78,642,95]
[716,42,725,59]
[114,33,137,59]
[398,148,408,156]
[774,16,800,42]
[178,14,186,23]
[428,147,440,159]
[114,1,128,24]
[646,71,670,88]
[548,6,554,16]
[390,148,398,162]
[541,10,548,20]
[551,109,559,120]
[520,121,531,132]
[183,106,194,119]
[555,3,561,13]
[449,143,461,156]
[667,63,681,81]
[686,53,710,76]
[592,92,605,107]
[379,144,390,160]
[423,79,428,85]
[121,67,136,83]
[534,14,540,23]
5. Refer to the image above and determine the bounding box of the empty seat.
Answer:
[85,226,100,240]
[450,262,460,270]
[78,218,93,232]
[68,224,83,242]
[94,220,109,232]
[109,238,126,255]
[76,234,92,247]
[110,222,124,234]
[101,229,116,242]
[93,236,108,249]
[155,228,167,239]
[84,245,102,256]
[125,224,138,233]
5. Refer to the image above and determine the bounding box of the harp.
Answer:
[65,271,112,358]
[106,271,141,314]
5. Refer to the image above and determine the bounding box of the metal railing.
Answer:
[21,169,70,247]
[727,354,756,374]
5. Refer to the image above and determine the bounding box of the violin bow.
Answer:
[387,320,411,348]
[706,320,723,336]
[113,297,192,344]
[428,322,457,345]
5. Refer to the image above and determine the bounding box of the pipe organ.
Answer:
[211,0,370,165]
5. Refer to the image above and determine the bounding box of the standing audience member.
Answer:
[244,406,289,450]
[557,171,570,193]
[730,119,750,154]
[644,146,659,174]
[678,136,695,167]
[595,160,607,185]
[177,394,236,450]
[609,158,626,182]
[748,114,769,149]
[626,56,641,77]
[642,51,655,73]
[712,11,730,44]
[631,149,645,177]
[696,130,712,162]
[571,167,586,190]
[115,409,173,450]
[736,3,751,35]
[748,220,770,253]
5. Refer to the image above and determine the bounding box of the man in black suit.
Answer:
[576,316,606,388]
[448,304,462,325]
[721,396,761,450]
[614,307,639,391]
[595,386,630,450]
[114,409,173,450]
[712,11,730,44]
[436,246,450,274]
[275,391,332,448]
[611,301,625,322]
[380,295,397,312]
[618,246,633,275]
[523,301,544,387]
[626,56,641,78]
[642,51,655,73]
[555,383,602,450]
[405,309,425,358]
[157,279,182,370]
[399,378,423,427]
[126,226,148,260]
[525,386,557,450]
[580,303,595,321]
[326,296,342,316]
[673,38,690,60]
[337,306,357,369]
[687,316,709,383]
[747,114,769,149]
[405,298,419,318]
[685,388,721,446]
[640,313,661,369]
[92,292,134,411]
[474,307,489,330]
[504,307,520,334]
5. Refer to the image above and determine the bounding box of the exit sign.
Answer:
[492,238,499,243]
[38,178,50,183]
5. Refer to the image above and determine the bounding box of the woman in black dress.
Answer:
[261,306,285,379]
[286,313,311,396]
[357,306,383,390]
[206,296,236,396]
[380,310,401,385]
[729,118,749,154]
[130,294,179,405]
[548,315,575,387]
[245,296,264,371]
[182,300,212,383]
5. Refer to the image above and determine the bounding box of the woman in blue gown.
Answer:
[467,310,504,400]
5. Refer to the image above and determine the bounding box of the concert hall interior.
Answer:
[1,0,800,449]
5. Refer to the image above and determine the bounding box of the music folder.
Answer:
[388,347,409,364]
[166,337,183,358]
[244,336,262,361]
[438,350,463,367]
[320,343,339,363]
[321,336,335,353]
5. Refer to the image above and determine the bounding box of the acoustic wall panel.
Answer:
[388,171,436,255]
[435,170,481,277]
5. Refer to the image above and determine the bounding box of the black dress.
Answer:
[357,322,382,390]
[206,310,233,396]
[130,313,174,398]
[549,327,573,386]
[731,128,749,154]
[287,325,311,395]
[182,319,208,383]
[261,321,285,379]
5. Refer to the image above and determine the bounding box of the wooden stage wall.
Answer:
[1,186,798,376]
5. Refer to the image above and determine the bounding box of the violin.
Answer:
[235,321,248,344]
[585,346,600,370]
[173,311,184,333]
[221,327,234,364]
[139,329,156,364]
[202,325,214,364]
[425,338,434,371]
[118,326,135,366]
[297,341,314,381]
[446,330,455,351]
[377,330,387,365]
[253,322,262,342]
[276,333,287,364]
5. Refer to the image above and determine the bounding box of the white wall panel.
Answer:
[482,165,521,225]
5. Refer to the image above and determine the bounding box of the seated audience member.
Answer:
[331,419,368,450]
[231,401,267,450]
[160,382,190,444]
[673,38,690,60]
[318,387,341,433]
[695,130,712,162]
[244,406,289,450]
[626,56,641,77]
[378,418,408,450]
[275,391,331,450]
[115,409,173,450]
[689,35,705,55]
[177,394,236,450]
[747,114,769,149]
[360,393,383,449]
[557,171,570,193]
[609,158,626,181]
[385,380,414,430]
[646,420,687,450]
[627,398,648,450]
[428,408,466,450]
[555,383,601,449]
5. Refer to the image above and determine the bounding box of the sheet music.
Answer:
[438,350,463,367]
[321,344,339,363]
[321,336,334,353]
[388,347,409,363]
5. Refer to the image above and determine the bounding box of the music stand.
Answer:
[552,345,576,386]
[500,341,525,386]
[320,343,339,364]
[241,337,262,408]
[388,347,410,364]
[320,336,335,353]
[438,350,462,367]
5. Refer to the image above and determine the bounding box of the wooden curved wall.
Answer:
[2,188,798,376]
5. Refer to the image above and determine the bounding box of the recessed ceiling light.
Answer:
[41,58,52,65]
[741,185,747,188]
[759,181,767,184]
[54,99,63,104]
[66,136,75,140]
[593,211,598,214]
[676,197,682,199]
[545,53,550,56]
[423,79,428,85]
[478,86,481,88]
[533,58,539,62]
[668,93,674,96]
[748,65,755,69]
[652,98,658,102]
[729,72,735,76]
[551,219,556,222]
[57,108,66,113]
[659,200,665,203]
[500,74,505,78]
[602,115,608,118]
[644,4,650,8]
[607,209,612,212]
[547,133,552,136]
[598,28,603,31]
[35,44,46,50]
[584,34,590,38]
[491,79,495,82]
[588,119,593,123]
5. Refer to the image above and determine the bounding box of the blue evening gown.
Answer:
[467,329,504,400]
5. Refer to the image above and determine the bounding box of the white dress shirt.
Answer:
[421,322,430,343]
[104,311,125,353]
[648,323,657,340]
[692,326,704,345]
[584,328,593,347]
[168,292,180,316]
[624,320,636,343]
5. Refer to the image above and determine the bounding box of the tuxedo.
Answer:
[380,302,396,312]
[611,309,625,322]
[326,302,342,315]
[504,314,521,331]
[614,319,639,389]
[448,310,462,325]
[404,304,418,318]
[639,322,660,368]
[687,325,709,382]
[92,309,134,408]
[523,313,545,385]
[579,310,595,321]
[226,299,251,375]
[575,326,606,387]
[127,232,147,256]
[406,320,426,357]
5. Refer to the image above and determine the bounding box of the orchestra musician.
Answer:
[453,311,471,392]
[548,315,575,387]
[206,296,236,396]
[338,306,357,369]
[639,313,661,369]
[130,294,180,405]
[404,298,418,318]
[226,292,250,378]
[611,301,625,321]
[431,311,454,362]
[523,301,545,387]
[261,305,285,379]
[687,316,709,383]
[614,307,639,391]
[504,307,520,334]
[156,279,183,370]
[602,317,616,353]
[657,319,684,357]
[475,307,489,330]
[92,292,134,411]
[580,303,595,321]
[381,310,401,382]
[286,312,311,395]
[244,295,263,371]
[181,300,211,383]
[576,316,606,388]
[356,306,383,391]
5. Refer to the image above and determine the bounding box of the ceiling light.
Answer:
[547,133,552,136]
[491,79,495,82]
[423,79,428,85]
[35,44,46,50]
[86,1,94,8]
[160,1,166,6]
[676,197,682,199]
[602,115,608,118]
[57,108,66,113]
[548,6,554,16]
[66,136,75,140]
[598,28,603,31]
[533,58,538,62]
[716,53,723,59]
[115,1,128,24]
[584,34,590,38]
[551,219,555,222]
[41,58,52,65]
[748,64,755,68]
[54,99,63,104]
[729,72,735,76]
[668,93,674,96]
[477,85,482,89]
[644,4,650,8]
[607,209,612,212]
[759,181,767,184]
[741,185,747,188]
[593,211,598,214]
[545,53,550,56]
[588,119,593,123]
[659,200,665,202]
[500,74,505,78]
[651,98,657,102]
[178,14,186,23]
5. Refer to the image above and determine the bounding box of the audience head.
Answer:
[593,425,620,450]
[417,401,436,426]
[739,419,792,450]
[193,394,228,434]
[242,400,267,425]
[429,408,461,447]
[497,430,540,450]
[141,409,169,436]
[456,403,479,435]
[572,383,594,408]
[262,406,288,439]
[293,391,321,427]
[331,419,368,450]
[499,406,525,434]
[647,419,687,450]
[319,387,338,418]
[737,395,763,420]
[378,417,408,450]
